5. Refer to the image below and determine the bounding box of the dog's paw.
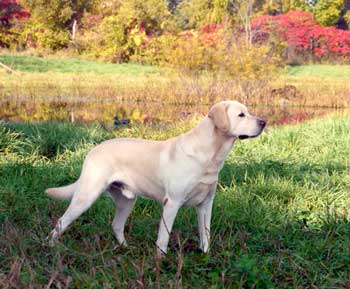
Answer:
[156,248,167,260]
[46,230,59,247]
[116,239,128,247]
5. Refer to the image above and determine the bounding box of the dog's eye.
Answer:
[238,113,245,117]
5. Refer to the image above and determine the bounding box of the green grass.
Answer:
[2,53,350,78]
[284,64,350,78]
[1,116,350,287]
[0,54,159,74]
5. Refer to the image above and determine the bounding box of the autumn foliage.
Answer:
[252,11,350,61]
[0,0,29,25]
[0,0,29,47]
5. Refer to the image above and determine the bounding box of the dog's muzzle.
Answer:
[238,119,266,140]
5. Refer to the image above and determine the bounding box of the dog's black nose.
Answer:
[259,119,266,127]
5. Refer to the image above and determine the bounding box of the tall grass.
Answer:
[1,114,350,288]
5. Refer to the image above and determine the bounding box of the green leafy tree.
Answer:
[261,0,313,14]
[175,0,236,29]
[21,0,93,29]
[116,0,170,34]
[290,0,313,11]
[80,0,170,62]
[20,0,94,49]
[313,0,344,26]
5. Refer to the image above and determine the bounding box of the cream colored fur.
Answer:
[47,100,266,257]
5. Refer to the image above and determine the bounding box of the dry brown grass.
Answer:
[1,69,349,107]
[274,75,350,108]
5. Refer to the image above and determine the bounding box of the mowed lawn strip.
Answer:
[0,54,159,75]
[0,114,349,287]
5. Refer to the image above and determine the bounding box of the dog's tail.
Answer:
[46,181,78,200]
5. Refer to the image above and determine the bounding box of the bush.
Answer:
[140,23,280,99]
[165,32,213,73]
[252,10,350,62]
[130,34,178,65]
[21,19,70,50]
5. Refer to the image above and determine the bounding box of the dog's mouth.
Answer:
[238,135,250,140]
[238,132,262,140]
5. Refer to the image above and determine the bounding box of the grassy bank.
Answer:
[0,54,159,75]
[1,114,350,288]
[3,53,350,78]
[284,64,350,78]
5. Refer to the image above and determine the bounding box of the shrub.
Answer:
[130,34,177,65]
[21,19,70,50]
[252,10,350,62]
[143,22,280,99]
[155,23,226,72]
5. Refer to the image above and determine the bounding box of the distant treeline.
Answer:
[1,0,350,64]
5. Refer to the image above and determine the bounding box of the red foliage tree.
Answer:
[0,0,30,47]
[252,11,350,60]
[0,0,30,27]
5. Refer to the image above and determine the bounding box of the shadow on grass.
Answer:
[222,159,347,187]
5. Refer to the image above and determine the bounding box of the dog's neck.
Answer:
[179,116,236,165]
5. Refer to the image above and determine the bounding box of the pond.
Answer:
[0,98,344,127]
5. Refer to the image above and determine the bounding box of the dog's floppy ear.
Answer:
[208,102,229,133]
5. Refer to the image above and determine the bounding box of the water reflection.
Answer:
[0,99,343,126]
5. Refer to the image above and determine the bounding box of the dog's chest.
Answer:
[179,148,229,206]
[160,137,233,205]
[183,181,216,207]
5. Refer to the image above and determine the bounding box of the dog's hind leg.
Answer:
[48,172,107,245]
[109,187,136,246]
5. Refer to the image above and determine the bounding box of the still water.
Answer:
[0,99,343,126]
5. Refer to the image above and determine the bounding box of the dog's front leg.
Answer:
[156,198,181,257]
[196,194,215,253]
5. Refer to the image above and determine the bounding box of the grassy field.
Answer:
[0,54,159,75]
[1,114,350,288]
[2,53,350,78]
[283,64,350,78]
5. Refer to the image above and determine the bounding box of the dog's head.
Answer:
[208,101,266,139]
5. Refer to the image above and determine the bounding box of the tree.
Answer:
[79,0,170,62]
[0,0,29,27]
[235,0,255,46]
[313,0,344,27]
[21,0,93,29]
[20,0,95,49]
[174,0,236,30]
[0,0,29,47]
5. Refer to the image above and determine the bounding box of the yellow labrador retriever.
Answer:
[47,100,266,256]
